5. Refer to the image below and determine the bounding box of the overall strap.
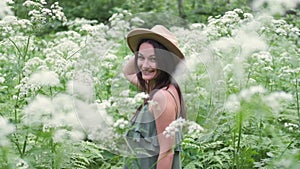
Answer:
[164,89,180,119]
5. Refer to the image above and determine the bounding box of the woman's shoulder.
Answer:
[149,85,179,117]
[152,84,178,99]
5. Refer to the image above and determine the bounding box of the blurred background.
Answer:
[11,0,299,33]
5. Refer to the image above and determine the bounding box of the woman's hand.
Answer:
[122,56,140,87]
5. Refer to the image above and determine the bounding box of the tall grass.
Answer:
[0,0,299,168]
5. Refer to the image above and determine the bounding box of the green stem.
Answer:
[237,111,243,169]
[14,93,20,123]
[66,35,87,60]
[259,118,263,159]
[234,111,243,169]
[12,134,23,156]
[232,128,236,169]
[51,138,55,169]
[295,79,300,125]
[8,37,23,59]
[50,86,53,98]
[279,140,294,158]
[23,36,31,62]
[10,36,31,123]
[245,70,251,88]
[0,148,9,168]
[21,133,28,158]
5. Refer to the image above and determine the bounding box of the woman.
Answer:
[122,25,186,169]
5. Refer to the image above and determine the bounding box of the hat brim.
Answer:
[126,28,184,59]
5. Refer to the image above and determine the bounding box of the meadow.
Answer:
[0,0,299,168]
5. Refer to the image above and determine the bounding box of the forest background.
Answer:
[0,0,299,168]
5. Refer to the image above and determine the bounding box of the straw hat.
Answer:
[126,25,184,59]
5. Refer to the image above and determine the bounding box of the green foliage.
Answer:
[1,1,300,169]
[182,0,253,23]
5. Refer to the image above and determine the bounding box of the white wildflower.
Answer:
[252,51,273,63]
[81,24,98,32]
[42,123,52,132]
[52,4,67,22]
[40,0,47,5]
[15,158,29,169]
[235,30,267,57]
[239,85,265,101]
[95,101,114,126]
[87,125,114,142]
[103,53,117,60]
[0,76,5,83]
[275,28,287,36]
[74,100,114,138]
[189,23,206,30]
[290,27,300,35]
[233,8,243,14]
[133,92,149,102]
[113,118,129,129]
[0,117,15,146]
[119,89,130,97]
[263,91,293,113]
[53,129,85,143]
[41,8,52,16]
[28,70,60,86]
[243,13,253,20]
[23,1,43,8]
[148,99,159,108]
[284,122,299,131]
[23,95,53,126]
[0,0,14,19]
[224,94,241,112]
[130,16,144,25]
[96,99,111,109]
[67,71,94,101]
[187,121,204,137]
[163,117,186,138]
[6,0,14,5]
[225,86,266,112]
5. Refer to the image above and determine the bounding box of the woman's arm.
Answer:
[122,56,140,87]
[150,90,178,169]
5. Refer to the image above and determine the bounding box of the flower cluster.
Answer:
[22,93,114,143]
[0,117,15,146]
[163,117,185,138]
[205,9,254,39]
[0,16,32,37]
[187,121,205,135]
[0,0,14,19]
[23,0,66,24]
[134,92,149,102]
[163,117,204,138]
[225,85,266,112]
[113,118,129,130]
[225,85,293,114]
[263,91,293,113]
[284,122,299,131]
[15,158,29,169]
[107,9,132,39]
[28,70,60,87]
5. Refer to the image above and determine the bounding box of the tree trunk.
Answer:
[178,0,186,19]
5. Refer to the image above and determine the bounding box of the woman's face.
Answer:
[137,42,159,81]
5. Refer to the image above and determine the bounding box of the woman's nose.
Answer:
[142,59,150,69]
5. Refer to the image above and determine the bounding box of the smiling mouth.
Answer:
[142,70,155,75]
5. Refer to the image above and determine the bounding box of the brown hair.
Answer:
[134,39,186,119]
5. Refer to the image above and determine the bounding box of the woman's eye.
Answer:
[137,54,144,60]
[149,56,156,62]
